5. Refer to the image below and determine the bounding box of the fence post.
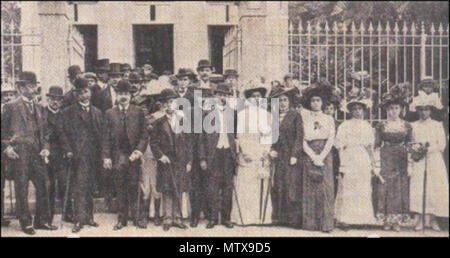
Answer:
[420,21,427,80]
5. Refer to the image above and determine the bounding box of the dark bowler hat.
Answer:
[115,80,132,93]
[73,77,89,91]
[244,87,267,99]
[197,59,213,70]
[95,58,110,72]
[121,63,132,73]
[214,82,233,96]
[223,69,239,79]
[128,72,142,83]
[176,68,197,80]
[68,65,82,79]
[159,88,179,101]
[17,71,39,85]
[46,85,64,98]
[109,63,122,76]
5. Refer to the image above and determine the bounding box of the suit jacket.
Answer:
[102,105,148,161]
[58,103,104,157]
[41,107,64,158]
[61,89,77,110]
[270,109,303,159]
[90,84,103,110]
[149,114,193,192]
[98,86,114,113]
[1,98,49,152]
[198,107,238,174]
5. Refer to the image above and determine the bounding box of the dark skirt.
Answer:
[302,139,335,231]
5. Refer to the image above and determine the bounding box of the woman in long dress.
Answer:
[232,87,272,226]
[410,102,449,231]
[334,100,377,228]
[300,85,336,232]
[374,90,412,231]
[267,87,304,228]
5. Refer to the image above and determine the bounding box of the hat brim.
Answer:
[197,65,213,70]
[270,87,297,99]
[346,101,367,111]
[244,87,267,98]
[46,94,64,98]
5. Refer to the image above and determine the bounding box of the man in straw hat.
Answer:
[1,72,55,235]
[58,77,103,233]
[102,80,149,230]
[149,88,192,231]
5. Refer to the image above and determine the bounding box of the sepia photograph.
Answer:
[0,0,449,244]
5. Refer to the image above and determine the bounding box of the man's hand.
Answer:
[66,152,73,159]
[103,158,112,170]
[186,162,192,173]
[269,150,278,158]
[289,157,297,165]
[4,146,19,160]
[40,149,50,164]
[200,160,207,170]
[159,155,171,164]
[129,150,143,162]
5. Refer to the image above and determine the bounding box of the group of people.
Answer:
[1,57,448,235]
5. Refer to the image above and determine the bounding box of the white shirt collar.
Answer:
[22,96,33,104]
[48,106,59,114]
[119,103,130,111]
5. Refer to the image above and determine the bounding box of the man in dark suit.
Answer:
[102,80,148,230]
[149,89,193,231]
[199,82,238,229]
[62,65,83,109]
[95,58,110,91]
[1,72,56,235]
[58,77,103,233]
[42,85,73,224]
[196,60,218,90]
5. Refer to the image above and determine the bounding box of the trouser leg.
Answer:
[30,157,51,226]
[13,156,32,228]
[162,193,173,225]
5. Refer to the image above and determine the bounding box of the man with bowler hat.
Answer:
[62,65,83,109]
[199,82,238,229]
[58,77,103,233]
[1,72,55,235]
[197,60,217,90]
[102,80,149,230]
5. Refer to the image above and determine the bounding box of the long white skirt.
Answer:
[410,151,449,218]
[231,160,272,225]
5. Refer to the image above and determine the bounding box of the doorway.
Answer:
[133,24,174,75]
[74,25,98,72]
[208,25,233,74]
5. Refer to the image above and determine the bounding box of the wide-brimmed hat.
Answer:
[300,81,335,110]
[1,82,17,93]
[17,71,39,85]
[379,82,412,109]
[95,59,110,72]
[159,88,179,101]
[223,69,239,79]
[176,68,197,80]
[73,77,89,91]
[115,80,132,93]
[213,82,233,95]
[269,86,297,99]
[68,65,82,80]
[109,63,122,76]
[197,59,213,70]
[244,87,267,98]
[418,76,437,89]
[46,85,64,98]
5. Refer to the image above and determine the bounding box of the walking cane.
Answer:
[136,181,142,229]
[421,146,429,234]
[167,163,184,220]
[259,160,264,222]
[262,158,275,224]
[60,158,72,229]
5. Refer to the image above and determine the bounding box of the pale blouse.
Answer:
[411,118,446,154]
[335,119,375,149]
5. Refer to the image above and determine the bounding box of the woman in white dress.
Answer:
[334,99,377,228]
[232,86,273,226]
[409,100,449,231]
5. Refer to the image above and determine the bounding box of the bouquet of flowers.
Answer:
[408,142,430,162]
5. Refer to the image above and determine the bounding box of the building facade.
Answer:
[19,1,289,94]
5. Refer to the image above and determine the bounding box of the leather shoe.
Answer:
[72,223,83,233]
[23,226,36,235]
[63,216,74,223]
[154,216,163,226]
[135,220,147,229]
[87,220,99,227]
[113,222,126,231]
[35,223,58,230]
[222,221,234,229]
[1,220,10,227]
[206,221,217,229]
[163,224,171,231]
[190,218,199,228]
[172,222,188,229]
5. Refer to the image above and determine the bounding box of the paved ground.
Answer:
[1,213,448,238]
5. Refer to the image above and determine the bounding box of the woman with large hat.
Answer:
[231,85,272,225]
[409,97,449,231]
[300,82,336,232]
[267,86,304,228]
[334,95,378,229]
[373,83,413,231]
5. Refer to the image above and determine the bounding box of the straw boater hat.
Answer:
[379,82,412,109]
[1,82,17,93]
[83,72,97,81]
